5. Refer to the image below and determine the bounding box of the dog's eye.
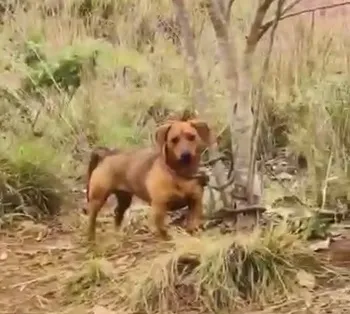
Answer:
[187,134,196,142]
[171,136,179,144]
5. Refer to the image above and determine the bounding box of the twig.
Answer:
[259,1,350,40]
[320,152,333,211]
[281,0,303,15]
[225,0,236,23]
[10,273,58,290]
[207,205,266,220]
[246,0,275,54]
[172,0,209,115]
[280,1,350,20]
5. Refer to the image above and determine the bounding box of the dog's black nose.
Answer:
[180,151,192,164]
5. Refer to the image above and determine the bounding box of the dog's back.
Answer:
[87,147,159,203]
[105,147,159,202]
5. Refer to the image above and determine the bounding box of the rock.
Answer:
[92,305,116,314]
[297,270,316,289]
[98,258,115,278]
[309,238,332,252]
[0,250,8,261]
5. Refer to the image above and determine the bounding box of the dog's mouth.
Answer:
[179,152,192,165]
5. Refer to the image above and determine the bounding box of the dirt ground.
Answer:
[0,196,178,314]
[1,197,350,314]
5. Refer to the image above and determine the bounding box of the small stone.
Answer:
[98,258,114,278]
[275,172,293,181]
[92,305,116,314]
[309,238,331,252]
[0,251,8,261]
[297,270,316,289]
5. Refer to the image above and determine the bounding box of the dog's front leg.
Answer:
[186,195,203,235]
[150,202,171,240]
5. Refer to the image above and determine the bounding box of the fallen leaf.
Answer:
[309,238,331,252]
[297,270,316,289]
[45,239,74,252]
[115,255,129,265]
[98,258,114,278]
[36,231,44,242]
[18,221,48,238]
[301,288,313,308]
[18,249,40,257]
[93,305,116,314]
[0,251,8,261]
[275,172,293,181]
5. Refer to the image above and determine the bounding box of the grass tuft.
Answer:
[63,257,114,303]
[128,226,335,313]
[0,141,68,222]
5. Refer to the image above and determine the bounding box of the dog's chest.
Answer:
[166,180,195,210]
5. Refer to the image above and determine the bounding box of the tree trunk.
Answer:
[207,0,263,205]
[172,0,230,208]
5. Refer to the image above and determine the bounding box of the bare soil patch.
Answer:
[1,200,350,314]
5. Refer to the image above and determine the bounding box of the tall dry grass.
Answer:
[0,0,349,216]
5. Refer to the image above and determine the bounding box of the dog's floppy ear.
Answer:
[190,120,213,146]
[155,123,171,149]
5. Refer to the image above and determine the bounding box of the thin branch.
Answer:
[321,152,333,211]
[246,0,275,54]
[280,1,350,20]
[259,1,350,41]
[172,0,208,114]
[247,0,285,204]
[206,0,239,88]
[225,0,236,23]
[281,0,303,16]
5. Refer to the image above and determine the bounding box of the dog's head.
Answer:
[155,119,213,171]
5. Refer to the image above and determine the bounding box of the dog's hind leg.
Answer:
[113,190,133,229]
[87,197,107,242]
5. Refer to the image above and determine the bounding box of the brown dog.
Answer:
[85,119,212,242]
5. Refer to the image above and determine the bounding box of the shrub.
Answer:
[0,140,68,222]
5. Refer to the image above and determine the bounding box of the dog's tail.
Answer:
[86,147,117,203]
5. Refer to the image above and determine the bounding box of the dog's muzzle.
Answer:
[180,151,192,164]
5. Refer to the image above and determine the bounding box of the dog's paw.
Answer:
[157,229,172,241]
[185,227,200,237]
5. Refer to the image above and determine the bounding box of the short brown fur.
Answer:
[86,147,118,202]
[86,119,212,242]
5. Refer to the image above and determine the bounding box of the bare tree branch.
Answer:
[172,0,208,115]
[225,0,236,23]
[259,1,350,42]
[280,1,350,20]
[246,0,275,54]
[281,0,303,15]
[206,0,239,99]
[172,0,231,207]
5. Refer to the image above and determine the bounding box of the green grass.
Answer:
[0,1,348,213]
[0,2,349,311]
[0,139,67,222]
